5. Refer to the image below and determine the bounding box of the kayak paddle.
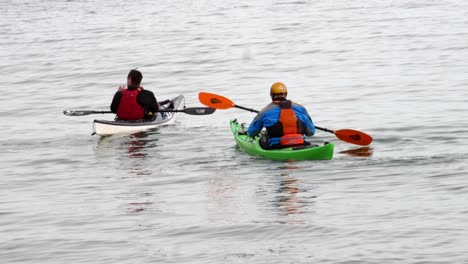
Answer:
[63,107,216,116]
[198,92,373,146]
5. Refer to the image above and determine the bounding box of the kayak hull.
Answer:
[93,95,184,136]
[230,119,334,161]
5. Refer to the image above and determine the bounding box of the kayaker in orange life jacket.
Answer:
[247,82,315,149]
[110,69,158,120]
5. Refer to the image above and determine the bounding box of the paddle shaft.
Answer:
[236,105,259,113]
[314,126,334,133]
[64,107,215,116]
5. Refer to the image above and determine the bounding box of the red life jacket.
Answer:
[117,87,145,120]
[268,100,305,146]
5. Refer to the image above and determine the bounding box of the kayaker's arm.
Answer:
[304,107,316,136]
[303,116,315,136]
[293,105,315,136]
[110,91,123,113]
[137,90,159,114]
[247,114,263,137]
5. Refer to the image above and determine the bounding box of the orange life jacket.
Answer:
[267,100,304,146]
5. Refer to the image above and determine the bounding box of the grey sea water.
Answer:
[1,0,468,263]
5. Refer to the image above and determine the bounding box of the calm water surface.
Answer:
[1,0,468,263]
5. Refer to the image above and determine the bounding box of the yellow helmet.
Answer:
[270,82,288,97]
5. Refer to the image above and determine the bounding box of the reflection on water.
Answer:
[339,146,373,157]
[95,131,160,213]
[124,132,153,159]
[276,173,303,216]
[96,131,159,165]
[273,165,313,222]
[206,174,243,224]
[127,194,154,214]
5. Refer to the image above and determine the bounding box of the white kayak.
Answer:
[92,95,184,136]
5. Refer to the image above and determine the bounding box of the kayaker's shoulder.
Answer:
[113,90,123,96]
[260,102,279,112]
[139,89,155,95]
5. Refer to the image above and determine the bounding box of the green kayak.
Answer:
[230,119,334,161]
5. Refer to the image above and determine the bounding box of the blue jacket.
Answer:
[247,100,315,146]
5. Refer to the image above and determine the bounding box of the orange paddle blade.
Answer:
[334,129,373,146]
[198,92,235,109]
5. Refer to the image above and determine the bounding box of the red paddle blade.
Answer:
[198,92,235,109]
[334,129,373,146]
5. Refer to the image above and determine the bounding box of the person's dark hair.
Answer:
[127,69,143,86]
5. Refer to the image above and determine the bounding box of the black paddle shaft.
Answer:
[235,105,259,113]
[63,107,215,116]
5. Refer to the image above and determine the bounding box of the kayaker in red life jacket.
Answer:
[247,82,315,149]
[110,69,158,120]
